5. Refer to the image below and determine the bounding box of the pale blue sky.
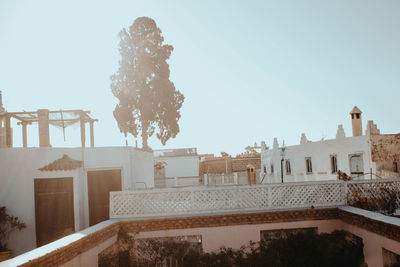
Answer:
[1,0,399,155]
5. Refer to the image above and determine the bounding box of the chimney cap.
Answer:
[350,106,362,114]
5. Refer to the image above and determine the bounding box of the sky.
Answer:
[0,0,399,156]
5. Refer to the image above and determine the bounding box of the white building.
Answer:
[0,146,154,256]
[0,94,158,256]
[153,148,199,187]
[260,106,398,183]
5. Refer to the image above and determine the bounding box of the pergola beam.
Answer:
[4,109,98,148]
[8,110,91,115]
[80,112,86,148]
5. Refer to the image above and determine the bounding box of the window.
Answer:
[383,248,400,267]
[260,228,317,244]
[285,160,291,174]
[356,113,360,119]
[263,165,267,174]
[330,155,338,174]
[305,157,312,173]
[270,164,274,174]
[351,114,354,119]
[349,154,364,175]
[394,162,399,173]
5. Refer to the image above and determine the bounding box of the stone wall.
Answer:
[371,134,400,177]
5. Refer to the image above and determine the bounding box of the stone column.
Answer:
[38,109,50,147]
[22,122,28,148]
[89,121,94,147]
[5,114,12,148]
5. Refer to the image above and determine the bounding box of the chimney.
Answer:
[38,109,50,147]
[350,106,362,137]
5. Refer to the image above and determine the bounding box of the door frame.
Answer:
[34,169,81,242]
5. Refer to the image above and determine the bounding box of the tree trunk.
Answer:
[141,120,149,149]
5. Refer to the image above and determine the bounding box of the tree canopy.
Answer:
[111,17,184,148]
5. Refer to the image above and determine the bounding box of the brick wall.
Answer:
[338,209,400,242]
[232,157,261,172]
[18,223,120,267]
[200,157,232,175]
[199,156,261,175]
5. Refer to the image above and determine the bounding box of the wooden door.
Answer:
[87,169,121,226]
[34,178,75,247]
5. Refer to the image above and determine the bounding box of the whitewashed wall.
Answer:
[156,155,199,178]
[261,135,375,183]
[131,149,155,189]
[0,146,153,256]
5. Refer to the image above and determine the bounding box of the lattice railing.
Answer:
[110,178,400,219]
[110,181,346,218]
[346,179,400,207]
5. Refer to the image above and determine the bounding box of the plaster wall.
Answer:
[135,219,341,252]
[0,146,153,255]
[165,177,200,187]
[261,135,374,183]
[135,218,399,267]
[341,223,400,267]
[156,155,199,178]
[60,235,117,267]
[131,149,155,189]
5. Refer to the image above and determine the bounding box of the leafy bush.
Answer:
[0,206,26,252]
[349,187,400,216]
[99,230,366,267]
[180,230,365,267]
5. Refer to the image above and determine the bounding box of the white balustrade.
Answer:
[110,179,364,218]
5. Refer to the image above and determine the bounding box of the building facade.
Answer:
[0,147,154,255]
[261,107,400,183]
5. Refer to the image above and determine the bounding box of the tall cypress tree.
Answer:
[111,17,184,148]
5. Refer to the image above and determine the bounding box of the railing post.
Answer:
[109,192,114,218]
[343,181,348,205]
[190,191,195,211]
[268,186,272,208]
